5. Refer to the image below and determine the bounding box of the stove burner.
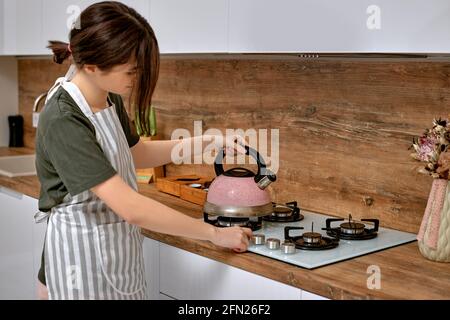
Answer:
[302,232,323,244]
[285,223,339,250]
[263,201,304,223]
[217,217,250,227]
[326,214,379,240]
[273,207,292,218]
[203,213,262,231]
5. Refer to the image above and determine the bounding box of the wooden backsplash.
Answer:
[18,58,450,233]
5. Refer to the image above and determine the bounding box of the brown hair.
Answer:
[47,1,160,132]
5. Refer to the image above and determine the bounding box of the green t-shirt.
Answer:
[35,86,140,212]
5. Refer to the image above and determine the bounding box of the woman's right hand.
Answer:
[211,226,253,253]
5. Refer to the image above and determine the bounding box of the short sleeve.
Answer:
[43,114,117,196]
[110,94,140,148]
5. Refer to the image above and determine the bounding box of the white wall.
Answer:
[0,57,18,147]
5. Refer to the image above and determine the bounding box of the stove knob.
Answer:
[251,234,265,245]
[281,241,296,254]
[265,238,281,250]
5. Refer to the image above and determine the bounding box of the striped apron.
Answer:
[35,68,146,300]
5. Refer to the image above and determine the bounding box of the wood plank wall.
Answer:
[18,57,450,233]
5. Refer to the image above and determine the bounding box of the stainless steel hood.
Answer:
[295,53,450,62]
[160,53,450,62]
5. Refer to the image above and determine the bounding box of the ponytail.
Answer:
[47,41,71,64]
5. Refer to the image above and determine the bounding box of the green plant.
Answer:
[135,105,157,137]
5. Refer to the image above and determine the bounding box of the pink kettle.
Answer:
[203,145,277,217]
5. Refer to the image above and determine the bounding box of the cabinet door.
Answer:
[42,0,99,45]
[143,237,160,300]
[150,0,229,53]
[2,0,45,55]
[364,0,450,53]
[159,243,301,300]
[28,195,47,296]
[42,0,150,47]
[229,0,450,53]
[0,187,36,299]
[229,0,370,53]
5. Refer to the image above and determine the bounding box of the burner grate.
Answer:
[284,225,339,251]
[203,213,262,231]
[325,215,379,240]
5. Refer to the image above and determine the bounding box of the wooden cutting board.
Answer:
[156,175,213,205]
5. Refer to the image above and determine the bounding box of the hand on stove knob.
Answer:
[211,226,253,253]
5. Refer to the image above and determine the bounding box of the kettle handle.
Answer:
[214,145,268,177]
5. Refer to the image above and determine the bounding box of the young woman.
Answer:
[35,1,252,300]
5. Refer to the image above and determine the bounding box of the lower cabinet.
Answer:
[143,238,329,300]
[0,187,46,300]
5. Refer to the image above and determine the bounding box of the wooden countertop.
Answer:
[0,147,40,199]
[2,147,450,300]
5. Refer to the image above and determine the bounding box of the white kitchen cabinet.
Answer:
[149,0,229,53]
[143,237,161,300]
[42,0,98,47]
[143,239,332,300]
[2,0,46,55]
[42,0,151,48]
[0,187,46,300]
[0,0,151,56]
[229,0,450,53]
[158,242,301,300]
[3,0,450,55]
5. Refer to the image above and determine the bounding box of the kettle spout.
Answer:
[254,170,277,190]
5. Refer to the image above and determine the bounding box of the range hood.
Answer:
[295,53,450,61]
[161,53,450,62]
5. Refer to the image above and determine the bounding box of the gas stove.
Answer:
[247,209,417,269]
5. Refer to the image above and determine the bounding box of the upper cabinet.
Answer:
[42,0,150,49]
[229,0,450,53]
[149,0,229,53]
[42,0,99,48]
[2,0,45,55]
[0,0,151,55]
[2,0,450,55]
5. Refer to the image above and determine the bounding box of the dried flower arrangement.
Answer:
[410,118,450,179]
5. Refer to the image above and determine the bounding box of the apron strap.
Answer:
[44,64,78,105]
[61,81,94,118]
[34,210,50,224]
